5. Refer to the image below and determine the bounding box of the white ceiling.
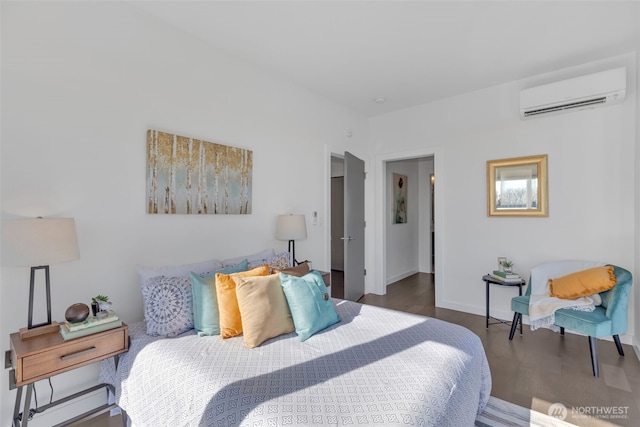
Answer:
[135,1,640,117]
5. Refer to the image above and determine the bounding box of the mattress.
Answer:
[100,299,491,426]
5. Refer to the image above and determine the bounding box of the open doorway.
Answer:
[384,156,434,287]
[360,155,435,312]
[371,146,442,307]
[330,155,345,298]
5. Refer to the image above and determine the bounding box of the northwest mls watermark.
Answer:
[548,403,629,420]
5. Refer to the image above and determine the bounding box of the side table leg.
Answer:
[13,385,23,427]
[485,281,490,328]
[21,384,34,427]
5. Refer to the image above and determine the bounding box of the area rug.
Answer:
[476,396,577,427]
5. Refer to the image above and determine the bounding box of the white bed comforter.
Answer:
[100,299,491,427]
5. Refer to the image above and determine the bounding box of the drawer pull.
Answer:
[61,347,97,361]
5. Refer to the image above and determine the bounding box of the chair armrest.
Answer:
[603,265,632,335]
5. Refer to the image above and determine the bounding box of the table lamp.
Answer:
[2,217,80,339]
[275,214,307,266]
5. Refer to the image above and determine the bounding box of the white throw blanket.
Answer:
[528,261,604,332]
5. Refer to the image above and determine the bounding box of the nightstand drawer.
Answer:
[17,327,127,384]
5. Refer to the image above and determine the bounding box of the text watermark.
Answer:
[548,403,629,420]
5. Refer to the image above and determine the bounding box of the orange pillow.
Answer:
[216,264,269,338]
[549,266,616,299]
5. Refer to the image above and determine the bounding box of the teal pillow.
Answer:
[280,271,340,341]
[190,259,248,336]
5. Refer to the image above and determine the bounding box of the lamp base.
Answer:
[19,321,60,340]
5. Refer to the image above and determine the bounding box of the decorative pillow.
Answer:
[216,264,270,338]
[274,262,310,277]
[280,271,340,341]
[248,251,291,273]
[137,258,222,284]
[549,266,616,299]
[141,276,193,337]
[190,259,249,336]
[221,248,275,267]
[234,274,295,348]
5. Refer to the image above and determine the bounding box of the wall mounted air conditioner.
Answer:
[520,67,626,119]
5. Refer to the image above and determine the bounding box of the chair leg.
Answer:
[589,336,599,377]
[560,327,565,336]
[509,313,521,340]
[613,335,625,356]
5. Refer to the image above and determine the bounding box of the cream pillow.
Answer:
[234,274,295,348]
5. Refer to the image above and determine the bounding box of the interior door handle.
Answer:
[341,236,354,241]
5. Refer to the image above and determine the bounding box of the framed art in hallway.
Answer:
[392,173,407,223]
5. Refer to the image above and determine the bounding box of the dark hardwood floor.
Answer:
[347,272,640,427]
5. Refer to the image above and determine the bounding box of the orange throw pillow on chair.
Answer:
[549,266,616,299]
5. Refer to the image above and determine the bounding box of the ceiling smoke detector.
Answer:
[374,97,386,104]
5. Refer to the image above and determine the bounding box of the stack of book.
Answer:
[60,310,122,340]
[489,270,523,283]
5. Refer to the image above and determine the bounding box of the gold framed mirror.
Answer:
[487,154,548,217]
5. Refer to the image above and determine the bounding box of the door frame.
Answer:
[373,146,444,305]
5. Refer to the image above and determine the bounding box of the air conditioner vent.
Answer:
[520,67,626,119]
[523,97,607,118]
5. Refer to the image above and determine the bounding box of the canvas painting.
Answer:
[393,173,407,224]
[147,130,252,214]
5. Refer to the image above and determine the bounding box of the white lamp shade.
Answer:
[275,215,307,240]
[2,218,80,267]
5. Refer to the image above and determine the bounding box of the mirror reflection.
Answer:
[495,164,538,209]
[487,155,548,217]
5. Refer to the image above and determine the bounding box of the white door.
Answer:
[343,151,365,301]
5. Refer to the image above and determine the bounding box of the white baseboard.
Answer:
[632,336,640,362]
[386,269,419,285]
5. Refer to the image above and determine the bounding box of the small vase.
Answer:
[99,301,112,312]
[504,266,513,273]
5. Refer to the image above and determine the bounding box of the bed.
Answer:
[100,298,491,426]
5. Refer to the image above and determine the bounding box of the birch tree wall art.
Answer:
[147,130,252,214]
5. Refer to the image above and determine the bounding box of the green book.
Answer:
[492,270,520,279]
[65,310,119,332]
[60,319,122,341]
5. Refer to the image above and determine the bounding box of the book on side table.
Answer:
[60,310,122,340]
[489,270,523,283]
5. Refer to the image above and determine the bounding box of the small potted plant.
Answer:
[502,260,514,273]
[91,295,110,317]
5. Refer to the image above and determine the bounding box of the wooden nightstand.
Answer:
[6,323,128,426]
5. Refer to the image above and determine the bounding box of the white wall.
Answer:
[634,7,640,358]
[0,2,368,425]
[370,53,637,342]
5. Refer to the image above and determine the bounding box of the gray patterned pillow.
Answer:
[248,251,291,273]
[141,276,193,337]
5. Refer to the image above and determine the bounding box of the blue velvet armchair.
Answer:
[508,262,632,377]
